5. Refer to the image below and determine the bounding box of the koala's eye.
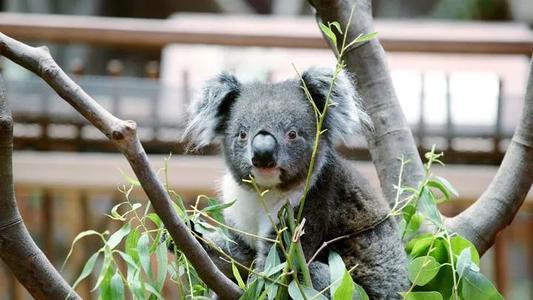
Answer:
[239,130,247,140]
[287,130,297,140]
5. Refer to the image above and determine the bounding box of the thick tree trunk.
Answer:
[308,0,425,205]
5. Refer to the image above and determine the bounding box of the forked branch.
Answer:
[446,57,533,255]
[0,33,242,300]
[308,0,533,256]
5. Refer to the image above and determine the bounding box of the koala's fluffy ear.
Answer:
[182,72,241,149]
[301,67,373,141]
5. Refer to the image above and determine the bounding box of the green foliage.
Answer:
[395,146,503,300]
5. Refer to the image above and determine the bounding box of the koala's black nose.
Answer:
[251,132,278,168]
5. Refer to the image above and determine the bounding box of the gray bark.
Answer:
[308,0,425,205]
[446,58,533,255]
[0,33,242,300]
[0,75,80,299]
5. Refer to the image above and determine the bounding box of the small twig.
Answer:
[306,234,350,266]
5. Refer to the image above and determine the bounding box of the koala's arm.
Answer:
[335,218,409,300]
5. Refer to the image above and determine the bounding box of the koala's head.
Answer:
[183,68,371,190]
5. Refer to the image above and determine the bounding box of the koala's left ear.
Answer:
[302,68,373,141]
[182,72,241,149]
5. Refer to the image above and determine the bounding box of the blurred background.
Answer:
[0,0,532,299]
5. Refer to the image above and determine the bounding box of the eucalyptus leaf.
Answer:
[408,256,441,286]
[418,188,442,227]
[333,271,354,300]
[450,235,480,265]
[329,21,343,34]
[328,251,346,297]
[354,283,369,300]
[319,22,337,48]
[154,240,168,292]
[110,271,125,300]
[107,222,131,249]
[72,251,100,289]
[461,267,504,300]
[435,176,459,197]
[288,280,327,300]
[405,213,424,236]
[125,228,141,263]
[232,263,246,289]
[456,248,472,280]
[63,230,102,270]
[137,233,153,281]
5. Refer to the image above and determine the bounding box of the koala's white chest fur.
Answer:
[220,173,302,249]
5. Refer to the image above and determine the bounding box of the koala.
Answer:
[182,68,409,299]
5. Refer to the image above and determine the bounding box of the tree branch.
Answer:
[0,33,242,300]
[446,57,533,255]
[308,0,424,204]
[0,75,80,299]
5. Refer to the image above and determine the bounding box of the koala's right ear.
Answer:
[182,73,241,149]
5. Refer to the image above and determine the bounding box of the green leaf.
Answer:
[402,204,416,223]
[145,282,165,300]
[404,213,424,236]
[408,256,441,286]
[110,271,125,300]
[63,230,102,270]
[154,240,168,292]
[116,250,138,270]
[108,201,130,221]
[328,251,346,297]
[72,251,100,289]
[204,198,236,213]
[265,262,287,277]
[329,21,343,34]
[129,269,145,300]
[125,228,141,263]
[98,264,114,300]
[427,179,452,203]
[435,176,459,197]
[319,22,337,48]
[333,271,354,300]
[450,235,480,265]
[137,233,153,281]
[288,280,327,300]
[418,188,442,227]
[93,248,112,291]
[427,238,448,264]
[354,32,378,43]
[461,267,504,300]
[406,234,434,257]
[354,283,369,300]
[232,263,246,289]
[263,244,281,274]
[108,222,131,249]
[241,279,259,300]
[146,213,162,228]
[456,248,472,281]
[400,291,443,300]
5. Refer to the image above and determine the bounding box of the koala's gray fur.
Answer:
[183,68,408,299]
